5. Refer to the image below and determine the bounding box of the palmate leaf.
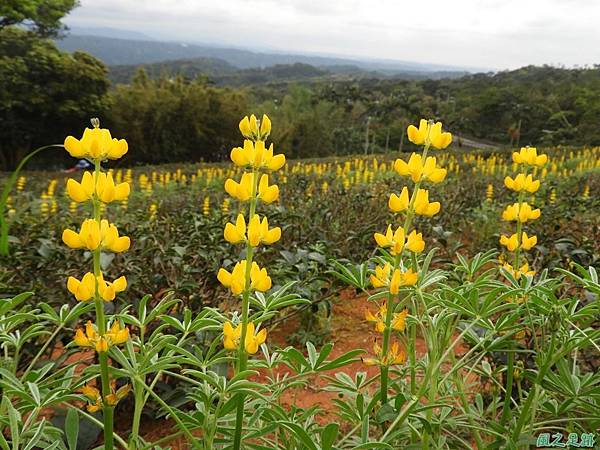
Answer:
[328,258,369,290]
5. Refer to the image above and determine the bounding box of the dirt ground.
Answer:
[140,289,442,447]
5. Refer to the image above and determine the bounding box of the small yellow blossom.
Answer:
[388,187,409,212]
[363,341,407,366]
[64,126,128,161]
[504,173,540,193]
[374,225,405,255]
[230,140,285,170]
[394,153,447,183]
[224,214,281,246]
[500,232,537,251]
[62,219,130,252]
[67,171,130,203]
[223,321,267,354]
[413,189,441,216]
[217,260,272,295]
[74,320,129,352]
[407,119,452,149]
[512,147,547,167]
[502,202,541,223]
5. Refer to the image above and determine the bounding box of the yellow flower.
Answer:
[374,225,405,255]
[520,232,537,250]
[217,261,272,295]
[224,214,247,244]
[225,173,255,201]
[230,140,285,170]
[363,341,406,366]
[389,268,418,293]
[96,273,127,301]
[406,230,425,254]
[67,272,96,301]
[370,263,392,288]
[104,321,130,346]
[67,172,130,203]
[394,154,447,183]
[64,126,128,161]
[391,308,409,331]
[413,189,441,217]
[260,114,271,138]
[388,187,409,212]
[504,174,540,193]
[239,114,259,139]
[512,147,548,167]
[224,214,281,246]
[224,173,279,203]
[257,174,279,203]
[500,232,537,251]
[223,321,267,354]
[502,202,541,223]
[62,219,130,252]
[365,305,409,332]
[502,262,536,279]
[81,385,101,403]
[370,265,417,293]
[406,119,452,149]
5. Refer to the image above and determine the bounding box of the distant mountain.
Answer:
[56,34,473,76]
[107,57,468,86]
[66,26,154,41]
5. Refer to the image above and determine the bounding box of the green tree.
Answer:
[0,27,110,170]
[0,0,77,36]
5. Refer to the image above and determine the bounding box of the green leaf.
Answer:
[65,408,79,450]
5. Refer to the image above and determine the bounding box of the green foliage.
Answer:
[0,27,109,170]
[0,0,76,37]
[107,70,249,164]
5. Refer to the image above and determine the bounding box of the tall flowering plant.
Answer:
[366,119,451,405]
[498,146,548,427]
[218,114,285,449]
[62,119,131,450]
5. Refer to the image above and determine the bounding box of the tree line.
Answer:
[2,2,600,170]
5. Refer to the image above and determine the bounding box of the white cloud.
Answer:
[64,0,600,70]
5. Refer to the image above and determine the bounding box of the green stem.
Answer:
[92,158,114,450]
[139,378,201,449]
[233,168,259,450]
[500,349,514,427]
[21,324,64,380]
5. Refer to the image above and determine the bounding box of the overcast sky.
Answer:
[64,0,600,71]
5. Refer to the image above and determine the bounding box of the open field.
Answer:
[2,138,599,449]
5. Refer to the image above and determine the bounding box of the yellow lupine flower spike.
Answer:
[64,126,128,160]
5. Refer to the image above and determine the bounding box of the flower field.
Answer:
[1,117,599,449]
